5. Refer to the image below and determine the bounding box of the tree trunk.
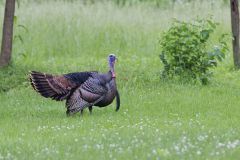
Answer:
[0,0,15,67]
[230,0,240,68]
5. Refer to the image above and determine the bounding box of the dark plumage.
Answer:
[29,54,120,116]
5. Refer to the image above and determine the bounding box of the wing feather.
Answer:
[66,76,108,115]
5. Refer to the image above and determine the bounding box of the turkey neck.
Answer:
[109,61,116,78]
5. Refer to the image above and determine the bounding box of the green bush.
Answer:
[159,18,228,84]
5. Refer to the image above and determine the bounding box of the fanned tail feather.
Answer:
[29,71,56,99]
[29,71,70,101]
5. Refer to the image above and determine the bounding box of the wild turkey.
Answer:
[29,54,120,116]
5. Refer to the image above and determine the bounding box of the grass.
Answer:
[0,0,240,159]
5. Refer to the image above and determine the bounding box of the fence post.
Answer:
[230,0,240,68]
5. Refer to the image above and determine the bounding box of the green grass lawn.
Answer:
[0,1,240,159]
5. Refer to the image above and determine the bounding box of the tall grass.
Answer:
[1,0,232,89]
[0,1,240,159]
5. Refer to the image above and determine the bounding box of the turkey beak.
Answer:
[115,57,118,63]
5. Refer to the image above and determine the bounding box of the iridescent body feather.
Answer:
[29,54,120,116]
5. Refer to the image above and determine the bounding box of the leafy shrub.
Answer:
[159,18,228,84]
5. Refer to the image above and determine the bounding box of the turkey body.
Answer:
[29,70,120,116]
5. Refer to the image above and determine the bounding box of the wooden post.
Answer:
[230,0,240,68]
[0,0,15,67]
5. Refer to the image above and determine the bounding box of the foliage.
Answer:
[13,15,28,44]
[0,63,29,92]
[159,18,228,84]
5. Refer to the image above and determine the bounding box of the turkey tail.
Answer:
[115,90,120,111]
[29,71,72,101]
